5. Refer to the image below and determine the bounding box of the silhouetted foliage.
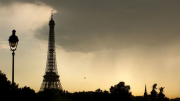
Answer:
[36,89,55,101]
[95,88,102,93]
[0,70,11,93]
[17,86,36,101]
[0,71,174,101]
[0,70,37,101]
[109,81,133,101]
[0,70,19,100]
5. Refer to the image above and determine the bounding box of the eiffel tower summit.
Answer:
[40,11,63,91]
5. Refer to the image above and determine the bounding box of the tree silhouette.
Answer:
[110,81,131,94]
[0,70,11,93]
[36,89,55,101]
[0,70,20,100]
[95,88,102,93]
[109,81,132,101]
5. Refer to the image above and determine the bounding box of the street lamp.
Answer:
[8,30,19,90]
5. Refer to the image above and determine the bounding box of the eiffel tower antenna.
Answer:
[51,10,53,19]
[40,12,63,91]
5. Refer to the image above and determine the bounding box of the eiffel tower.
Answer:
[40,11,63,91]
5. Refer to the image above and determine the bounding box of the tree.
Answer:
[36,89,55,101]
[109,81,133,101]
[0,70,11,93]
[103,90,109,94]
[95,88,102,93]
[0,70,20,101]
[110,81,131,94]
[0,70,19,92]
[20,86,35,95]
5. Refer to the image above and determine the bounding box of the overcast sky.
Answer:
[0,0,180,98]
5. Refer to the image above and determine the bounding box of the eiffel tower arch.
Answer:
[40,11,63,91]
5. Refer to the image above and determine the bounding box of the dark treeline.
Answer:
[0,70,178,101]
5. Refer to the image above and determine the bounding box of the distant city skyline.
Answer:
[0,0,180,99]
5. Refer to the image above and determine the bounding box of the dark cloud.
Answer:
[2,0,180,52]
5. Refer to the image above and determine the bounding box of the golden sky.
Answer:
[0,0,180,99]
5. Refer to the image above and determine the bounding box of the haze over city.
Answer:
[0,0,180,99]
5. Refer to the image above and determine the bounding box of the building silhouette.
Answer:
[144,84,151,101]
[144,84,147,97]
[40,11,63,91]
[144,84,148,101]
[133,84,151,101]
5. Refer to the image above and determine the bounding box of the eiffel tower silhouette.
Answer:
[40,11,63,91]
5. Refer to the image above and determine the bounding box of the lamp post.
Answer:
[8,30,19,91]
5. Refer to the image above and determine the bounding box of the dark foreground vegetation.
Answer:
[0,70,178,101]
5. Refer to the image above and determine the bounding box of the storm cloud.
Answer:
[2,0,180,52]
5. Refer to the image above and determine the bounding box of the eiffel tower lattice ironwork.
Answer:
[40,11,63,91]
